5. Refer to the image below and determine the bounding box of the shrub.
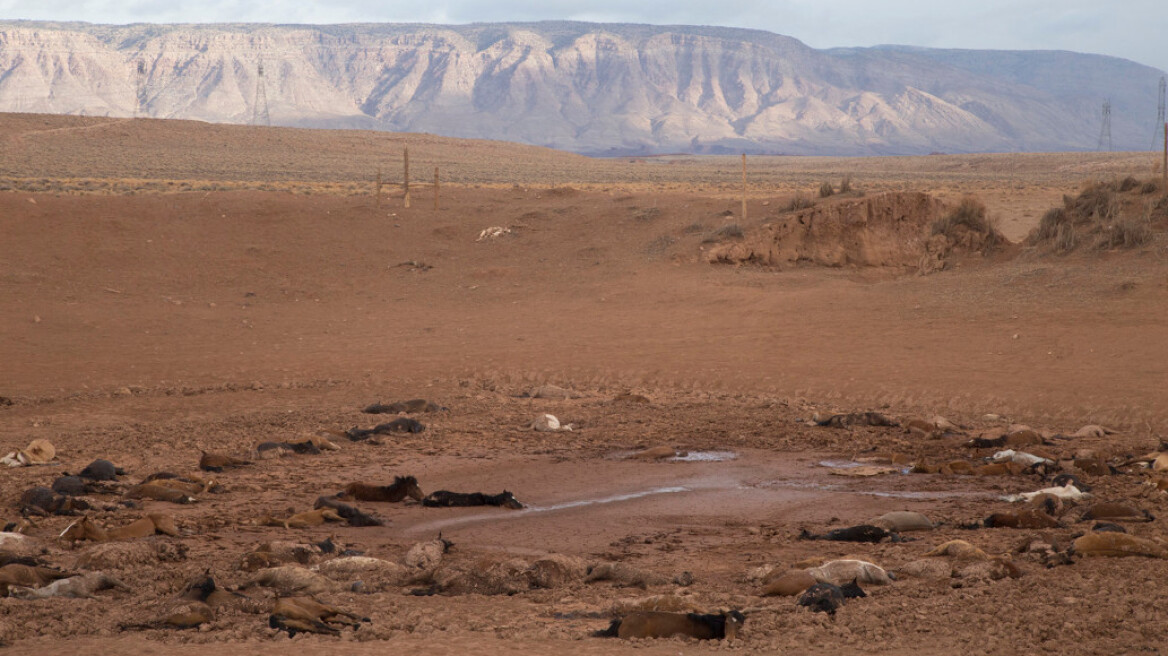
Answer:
[1069,184,1115,222]
[1140,180,1159,194]
[1098,216,1152,250]
[818,182,835,198]
[785,193,815,212]
[931,196,995,238]
[1118,176,1141,192]
[839,175,853,194]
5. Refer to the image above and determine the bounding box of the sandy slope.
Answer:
[2,187,1165,425]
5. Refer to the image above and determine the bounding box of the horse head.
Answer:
[723,610,746,640]
[59,517,91,541]
[500,491,524,510]
[398,476,425,502]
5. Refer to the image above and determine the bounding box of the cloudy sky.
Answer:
[1,0,1165,73]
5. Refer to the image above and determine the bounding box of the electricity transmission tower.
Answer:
[252,60,270,127]
[1097,100,1112,152]
[1152,76,1166,151]
[134,60,146,117]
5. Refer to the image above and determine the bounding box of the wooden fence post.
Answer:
[434,166,440,211]
[375,166,382,209]
[741,153,747,221]
[403,148,411,209]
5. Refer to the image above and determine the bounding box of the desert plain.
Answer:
[1,114,1168,654]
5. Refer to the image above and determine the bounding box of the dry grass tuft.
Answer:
[818,182,835,198]
[785,193,815,212]
[1097,215,1152,250]
[931,196,997,239]
[1034,207,1070,243]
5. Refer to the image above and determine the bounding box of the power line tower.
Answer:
[252,60,270,127]
[1152,76,1166,151]
[134,60,146,118]
[1097,100,1112,152]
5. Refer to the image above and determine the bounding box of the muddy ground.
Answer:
[2,145,1168,654]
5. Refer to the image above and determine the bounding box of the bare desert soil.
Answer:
[2,115,1168,655]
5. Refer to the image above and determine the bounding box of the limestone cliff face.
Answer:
[0,21,1161,155]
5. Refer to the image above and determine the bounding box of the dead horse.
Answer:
[798,525,899,543]
[422,490,523,509]
[594,610,745,640]
[338,476,424,503]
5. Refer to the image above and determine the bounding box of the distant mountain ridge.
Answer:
[0,20,1162,155]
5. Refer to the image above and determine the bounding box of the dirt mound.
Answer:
[705,191,1003,272]
[1028,178,1167,253]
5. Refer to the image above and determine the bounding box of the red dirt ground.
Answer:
[2,155,1168,655]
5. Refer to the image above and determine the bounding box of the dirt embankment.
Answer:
[704,192,1004,272]
[1028,177,1168,253]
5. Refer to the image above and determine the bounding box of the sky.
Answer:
[0,0,1165,74]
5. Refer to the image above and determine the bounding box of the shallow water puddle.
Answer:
[671,451,738,462]
[405,485,698,535]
